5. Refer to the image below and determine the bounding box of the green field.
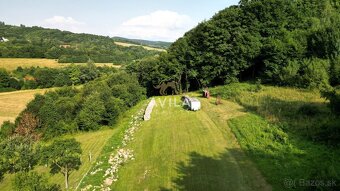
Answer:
[2,83,338,191]
[109,96,271,191]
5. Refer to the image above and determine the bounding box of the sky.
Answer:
[0,0,239,42]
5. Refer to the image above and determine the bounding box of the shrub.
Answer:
[298,104,321,116]
[315,118,340,146]
[299,58,330,89]
[0,121,15,139]
[321,89,340,114]
[13,172,61,191]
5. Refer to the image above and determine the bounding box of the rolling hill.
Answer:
[0,23,167,64]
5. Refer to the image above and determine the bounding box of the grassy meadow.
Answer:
[98,96,270,191]
[0,58,120,71]
[210,83,340,190]
[0,89,49,125]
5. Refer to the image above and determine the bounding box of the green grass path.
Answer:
[113,96,271,191]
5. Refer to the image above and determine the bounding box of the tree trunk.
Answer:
[64,168,69,190]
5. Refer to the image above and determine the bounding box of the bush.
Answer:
[315,118,340,146]
[321,89,340,114]
[13,172,61,191]
[0,121,15,139]
[299,58,330,89]
[298,104,321,116]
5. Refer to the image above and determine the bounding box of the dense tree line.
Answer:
[0,63,116,92]
[1,71,145,139]
[0,24,160,64]
[128,0,340,94]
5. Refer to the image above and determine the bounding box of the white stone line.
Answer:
[80,106,146,191]
[144,98,156,121]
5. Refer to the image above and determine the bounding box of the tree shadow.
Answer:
[237,96,333,138]
[159,149,271,191]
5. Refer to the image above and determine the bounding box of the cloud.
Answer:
[112,10,196,42]
[43,16,86,33]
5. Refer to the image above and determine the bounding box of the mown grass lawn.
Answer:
[112,96,271,191]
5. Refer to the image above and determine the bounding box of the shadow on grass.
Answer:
[159,149,271,191]
[236,96,334,138]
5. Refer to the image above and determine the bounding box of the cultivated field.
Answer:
[0,89,49,125]
[0,58,120,71]
[114,42,166,52]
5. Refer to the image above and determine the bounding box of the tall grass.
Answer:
[210,83,331,138]
[210,83,340,190]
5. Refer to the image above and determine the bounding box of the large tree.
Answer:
[0,136,37,180]
[41,138,82,190]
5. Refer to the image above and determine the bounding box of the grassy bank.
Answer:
[0,129,116,190]
[210,83,340,190]
[0,99,148,190]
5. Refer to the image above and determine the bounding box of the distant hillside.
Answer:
[113,41,166,52]
[112,36,172,49]
[0,22,159,64]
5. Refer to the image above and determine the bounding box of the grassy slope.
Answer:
[210,83,340,190]
[0,89,48,125]
[0,100,147,190]
[0,129,116,190]
[112,96,271,191]
[0,58,120,71]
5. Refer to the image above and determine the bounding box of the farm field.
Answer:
[111,96,271,191]
[0,58,120,71]
[0,88,49,125]
[114,41,166,52]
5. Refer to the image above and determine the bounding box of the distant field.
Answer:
[114,41,166,52]
[0,58,120,71]
[0,89,49,125]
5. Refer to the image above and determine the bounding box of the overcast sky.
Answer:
[0,0,239,42]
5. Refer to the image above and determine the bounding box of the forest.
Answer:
[128,0,340,92]
[0,23,160,64]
